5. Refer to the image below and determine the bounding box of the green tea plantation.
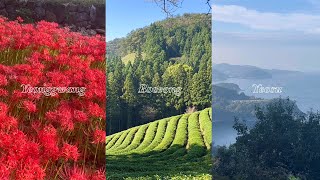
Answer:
[106,108,212,179]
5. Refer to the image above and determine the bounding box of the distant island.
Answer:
[213,63,302,81]
[212,83,304,122]
[215,82,241,93]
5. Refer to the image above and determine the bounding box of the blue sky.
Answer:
[107,0,211,41]
[214,0,320,13]
[213,0,320,72]
[106,1,320,72]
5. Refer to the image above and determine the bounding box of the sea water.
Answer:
[212,72,320,147]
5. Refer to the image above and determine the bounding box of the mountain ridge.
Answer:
[213,63,303,81]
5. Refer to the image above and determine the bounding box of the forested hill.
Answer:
[107,13,211,59]
[107,13,212,134]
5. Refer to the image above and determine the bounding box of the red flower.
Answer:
[22,100,37,113]
[16,158,45,180]
[0,164,10,179]
[61,143,80,162]
[38,125,60,161]
[0,17,106,178]
[87,102,105,119]
[90,169,106,180]
[60,166,88,180]
[68,167,88,180]
[0,115,18,131]
[0,74,7,86]
[73,110,88,123]
[0,102,8,115]
[0,88,8,96]
[93,129,105,144]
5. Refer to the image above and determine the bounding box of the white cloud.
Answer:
[212,5,320,34]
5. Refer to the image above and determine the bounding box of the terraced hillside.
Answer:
[106,108,212,179]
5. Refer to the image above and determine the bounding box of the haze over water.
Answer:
[212,1,320,148]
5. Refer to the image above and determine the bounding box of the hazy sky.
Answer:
[213,0,320,72]
[107,0,211,41]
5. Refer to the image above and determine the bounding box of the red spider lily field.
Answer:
[0,16,106,179]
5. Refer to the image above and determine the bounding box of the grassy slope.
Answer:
[121,52,146,65]
[106,108,212,180]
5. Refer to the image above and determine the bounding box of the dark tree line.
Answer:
[213,98,320,180]
[107,14,212,134]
